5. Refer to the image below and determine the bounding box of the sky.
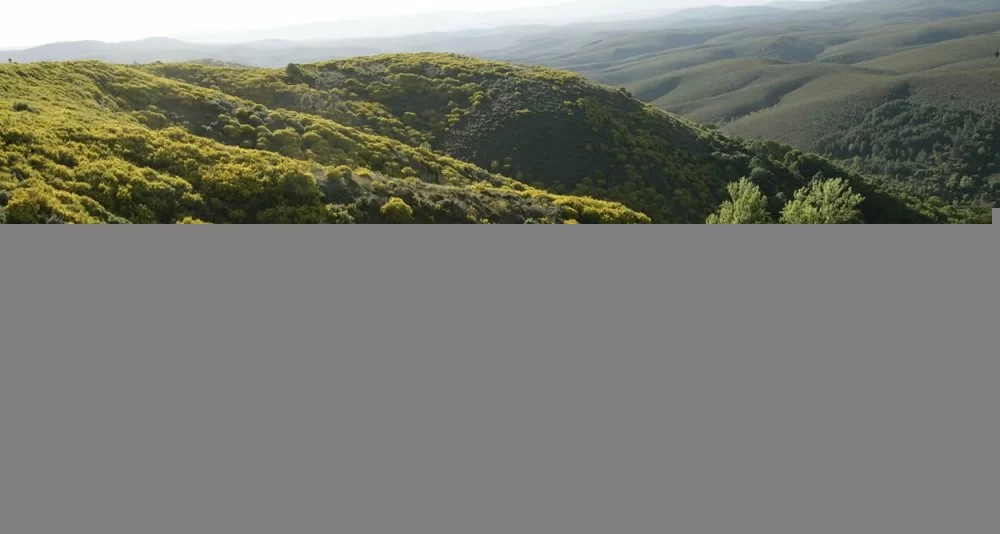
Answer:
[4,0,792,48]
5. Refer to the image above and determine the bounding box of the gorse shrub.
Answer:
[379,197,414,223]
[0,61,650,224]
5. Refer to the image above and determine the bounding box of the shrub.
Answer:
[3,181,99,224]
[326,204,357,224]
[379,196,414,223]
[12,102,35,113]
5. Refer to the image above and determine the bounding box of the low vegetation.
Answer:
[0,53,986,224]
[0,61,649,224]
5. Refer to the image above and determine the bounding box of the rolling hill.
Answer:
[521,2,1000,205]
[2,55,980,223]
[0,60,652,224]
[141,53,979,223]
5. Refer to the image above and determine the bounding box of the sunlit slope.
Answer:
[816,12,1000,62]
[624,58,895,122]
[0,61,649,224]
[855,33,1000,73]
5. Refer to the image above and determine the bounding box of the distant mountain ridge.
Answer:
[3,0,987,67]
[172,1,695,43]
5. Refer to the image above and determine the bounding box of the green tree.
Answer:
[780,178,864,224]
[706,178,771,224]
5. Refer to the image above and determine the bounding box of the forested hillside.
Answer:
[0,55,987,223]
[814,99,1000,204]
[513,3,1000,209]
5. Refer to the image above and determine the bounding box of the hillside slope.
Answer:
[143,53,973,223]
[1,55,983,224]
[0,61,650,224]
[550,8,1000,206]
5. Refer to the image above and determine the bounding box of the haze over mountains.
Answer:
[1,0,981,66]
[177,0,692,43]
[4,0,841,50]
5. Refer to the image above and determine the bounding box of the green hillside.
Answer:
[647,55,1000,205]
[514,5,1000,208]
[816,12,1000,61]
[0,61,650,224]
[0,55,985,224]
[143,53,980,223]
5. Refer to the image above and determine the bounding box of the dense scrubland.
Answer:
[0,60,651,224]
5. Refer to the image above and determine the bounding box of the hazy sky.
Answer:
[5,0,779,48]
